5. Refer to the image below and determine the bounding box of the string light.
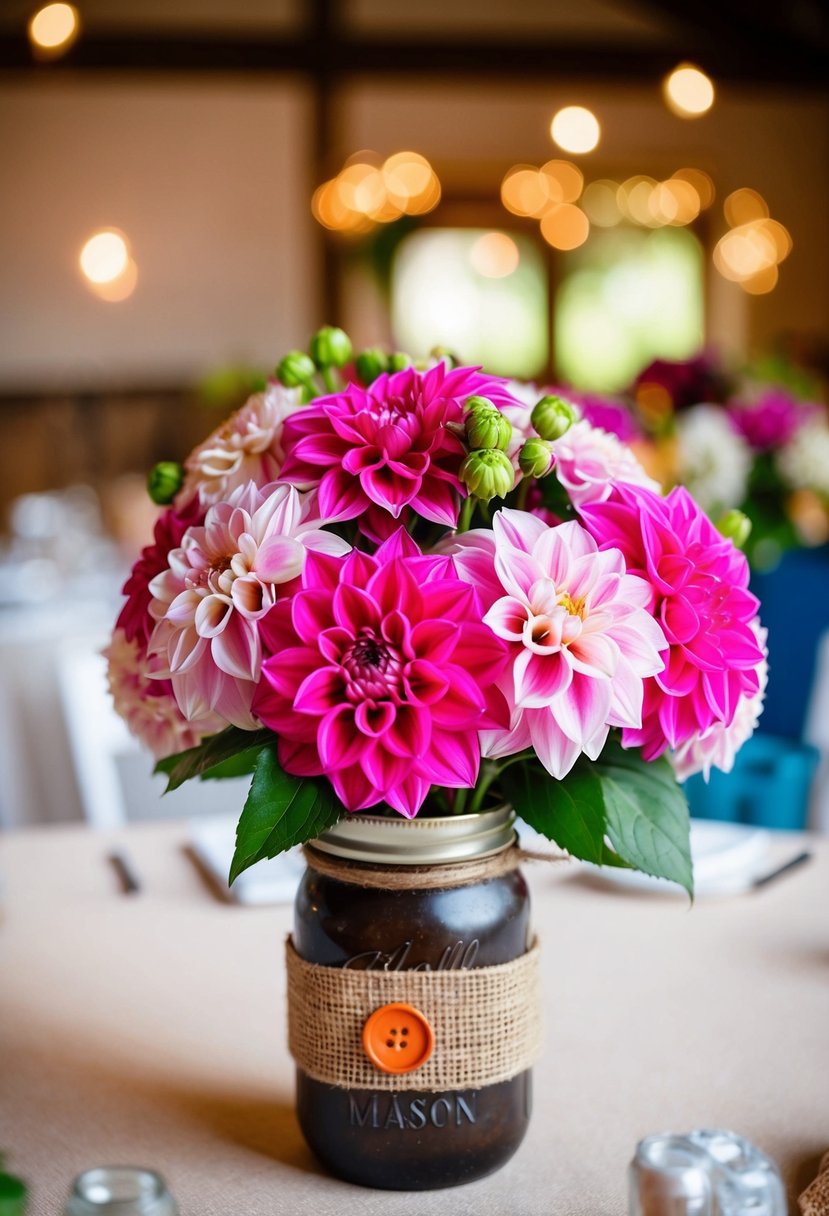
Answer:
[79,229,138,302]
[550,106,600,155]
[311,151,440,235]
[663,64,715,118]
[28,3,79,58]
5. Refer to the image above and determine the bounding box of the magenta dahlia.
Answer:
[253,529,509,817]
[278,361,521,537]
[579,483,765,759]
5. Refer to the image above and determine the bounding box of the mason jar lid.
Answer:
[309,806,516,865]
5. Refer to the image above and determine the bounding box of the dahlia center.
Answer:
[342,631,403,702]
[558,591,586,619]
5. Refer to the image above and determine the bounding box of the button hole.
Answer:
[390,1028,397,1036]
[400,1040,408,1049]
[401,1027,409,1035]
[386,1039,394,1048]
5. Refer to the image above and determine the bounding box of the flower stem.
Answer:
[456,495,476,534]
[468,750,535,814]
[515,477,531,511]
[321,367,339,393]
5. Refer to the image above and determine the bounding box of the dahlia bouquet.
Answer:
[107,329,769,896]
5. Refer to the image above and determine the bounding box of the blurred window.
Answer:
[391,228,548,378]
[554,226,704,391]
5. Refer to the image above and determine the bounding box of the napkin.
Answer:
[800,1150,829,1215]
[188,813,305,905]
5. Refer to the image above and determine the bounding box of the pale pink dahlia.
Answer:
[278,362,522,536]
[671,623,768,781]
[550,419,660,507]
[147,481,350,729]
[177,381,303,507]
[580,484,765,760]
[253,529,509,817]
[452,510,667,779]
[105,628,223,760]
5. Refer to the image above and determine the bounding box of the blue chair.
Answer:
[684,732,820,831]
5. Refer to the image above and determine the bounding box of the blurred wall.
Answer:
[0,75,827,389]
[0,78,316,390]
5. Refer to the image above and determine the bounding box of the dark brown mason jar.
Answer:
[292,808,533,1190]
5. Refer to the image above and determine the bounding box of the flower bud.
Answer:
[466,404,512,452]
[388,352,413,372]
[355,347,388,385]
[518,438,556,479]
[460,449,515,501]
[310,326,352,369]
[276,351,317,387]
[147,461,184,505]
[531,395,578,441]
[717,509,752,549]
[430,345,458,368]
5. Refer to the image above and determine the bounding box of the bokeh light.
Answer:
[672,168,715,210]
[663,64,715,118]
[28,3,79,56]
[540,160,584,204]
[468,232,520,278]
[540,204,590,250]
[550,106,600,155]
[724,187,769,227]
[581,180,621,228]
[79,229,137,302]
[311,150,440,235]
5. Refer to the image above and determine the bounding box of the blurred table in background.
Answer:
[1,820,828,1216]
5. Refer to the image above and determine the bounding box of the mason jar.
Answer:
[290,807,537,1190]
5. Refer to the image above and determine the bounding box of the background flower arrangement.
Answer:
[107,329,769,896]
[632,353,829,570]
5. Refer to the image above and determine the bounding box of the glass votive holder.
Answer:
[64,1168,178,1216]
[629,1133,714,1216]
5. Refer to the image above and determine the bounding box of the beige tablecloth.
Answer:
[1,822,828,1215]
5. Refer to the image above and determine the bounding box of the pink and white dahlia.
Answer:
[671,624,768,781]
[452,510,667,779]
[116,496,204,649]
[177,381,303,507]
[550,418,660,507]
[580,484,765,760]
[105,628,223,760]
[278,362,522,536]
[253,529,509,817]
[148,481,350,729]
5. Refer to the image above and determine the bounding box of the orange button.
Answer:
[362,1002,434,1075]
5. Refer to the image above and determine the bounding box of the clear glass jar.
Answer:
[64,1168,178,1216]
[292,807,533,1190]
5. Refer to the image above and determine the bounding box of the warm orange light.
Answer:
[87,258,139,302]
[581,180,621,228]
[540,204,590,250]
[649,179,700,227]
[663,64,715,118]
[383,152,433,204]
[501,167,550,218]
[714,223,778,282]
[79,230,130,284]
[540,160,584,204]
[724,188,769,228]
[550,106,600,155]
[468,232,520,278]
[672,168,715,210]
[741,264,779,295]
[28,3,79,56]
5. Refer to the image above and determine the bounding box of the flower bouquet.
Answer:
[107,328,769,898]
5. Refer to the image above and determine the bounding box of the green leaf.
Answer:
[510,761,608,864]
[229,745,343,884]
[154,727,272,791]
[594,742,693,896]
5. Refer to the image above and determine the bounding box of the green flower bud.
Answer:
[388,351,413,372]
[717,509,752,549]
[460,449,515,501]
[531,395,578,441]
[147,461,184,506]
[466,405,512,452]
[355,347,389,385]
[430,345,458,368]
[276,350,317,387]
[518,438,555,479]
[310,326,352,369]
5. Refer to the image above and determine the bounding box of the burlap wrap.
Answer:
[302,842,565,890]
[286,935,543,1092]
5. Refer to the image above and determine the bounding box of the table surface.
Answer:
[1,821,828,1216]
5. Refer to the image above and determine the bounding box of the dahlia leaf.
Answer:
[229,746,342,884]
[155,726,272,791]
[511,761,608,865]
[595,743,693,896]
